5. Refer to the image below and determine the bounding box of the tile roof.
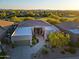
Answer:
[56,22,79,30]
[56,22,79,34]
[0,20,14,39]
[69,29,79,34]
[18,20,51,27]
[0,20,14,27]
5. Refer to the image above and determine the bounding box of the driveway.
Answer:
[9,36,45,59]
[9,46,32,59]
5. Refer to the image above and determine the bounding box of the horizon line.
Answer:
[0,8,79,11]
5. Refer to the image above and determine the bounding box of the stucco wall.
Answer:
[11,35,32,46]
[44,26,59,39]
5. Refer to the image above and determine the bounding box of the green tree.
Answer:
[47,19,61,25]
[11,16,21,22]
[48,32,70,48]
[23,17,35,21]
[48,14,60,19]
[0,13,6,19]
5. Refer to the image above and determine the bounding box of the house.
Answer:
[0,20,14,52]
[11,20,59,46]
[0,20,14,27]
[56,22,79,42]
[0,20,14,39]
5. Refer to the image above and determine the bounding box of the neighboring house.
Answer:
[0,20,14,52]
[11,20,59,46]
[0,20,14,39]
[56,22,79,42]
[0,20,14,27]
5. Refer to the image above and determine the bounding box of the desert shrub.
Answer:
[68,41,74,47]
[64,47,76,54]
[48,32,70,48]
[67,41,79,47]
[23,17,35,21]
[0,51,7,59]
[75,41,79,47]
[44,45,47,48]
[47,19,61,25]
[11,16,22,22]
[60,51,65,54]
[32,35,38,45]
[41,47,49,54]
[51,45,56,48]
[11,43,16,48]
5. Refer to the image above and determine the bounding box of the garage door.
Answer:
[14,40,30,46]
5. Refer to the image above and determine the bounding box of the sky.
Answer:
[0,0,79,10]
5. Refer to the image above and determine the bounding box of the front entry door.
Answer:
[34,28,44,36]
